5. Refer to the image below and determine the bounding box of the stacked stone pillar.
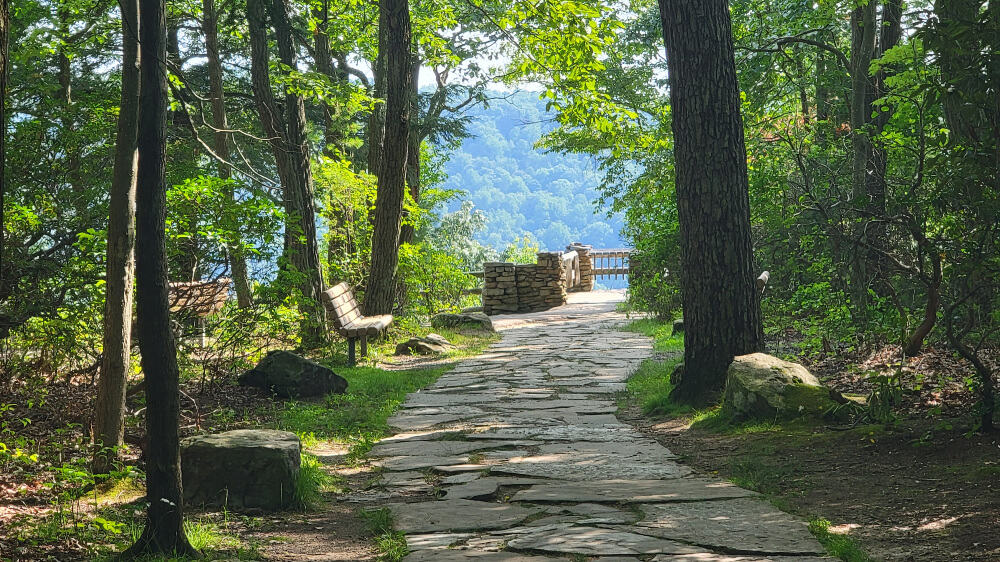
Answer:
[567,243,595,292]
[482,262,518,315]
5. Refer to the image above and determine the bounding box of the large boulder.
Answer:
[431,312,495,332]
[723,353,848,422]
[238,350,347,398]
[395,333,456,355]
[182,429,300,511]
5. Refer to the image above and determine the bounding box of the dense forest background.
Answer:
[438,91,625,253]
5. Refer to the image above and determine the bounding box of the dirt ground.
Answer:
[620,408,1000,562]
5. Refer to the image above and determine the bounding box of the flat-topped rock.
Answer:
[503,524,701,556]
[181,429,300,511]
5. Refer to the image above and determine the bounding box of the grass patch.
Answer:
[294,453,337,509]
[275,364,451,451]
[624,318,684,353]
[809,518,873,562]
[361,507,408,562]
[622,358,690,417]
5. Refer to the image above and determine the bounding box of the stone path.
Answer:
[368,291,830,561]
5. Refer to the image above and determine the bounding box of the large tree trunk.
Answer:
[93,0,140,477]
[366,45,388,176]
[398,57,422,248]
[0,0,8,277]
[848,1,878,317]
[247,0,326,345]
[203,0,252,307]
[122,0,197,555]
[657,0,764,405]
[365,0,411,315]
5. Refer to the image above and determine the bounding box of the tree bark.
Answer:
[247,0,326,345]
[863,0,903,289]
[365,0,411,315]
[0,0,8,278]
[399,57,422,248]
[903,248,941,356]
[367,44,388,176]
[848,0,877,316]
[123,0,197,555]
[203,0,252,307]
[935,0,986,142]
[657,0,764,405]
[93,0,139,477]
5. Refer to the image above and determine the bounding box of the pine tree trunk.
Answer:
[93,0,139,477]
[365,0,411,315]
[203,0,251,307]
[657,0,763,405]
[123,0,197,555]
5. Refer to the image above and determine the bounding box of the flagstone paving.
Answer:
[368,291,830,561]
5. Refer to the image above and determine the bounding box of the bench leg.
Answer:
[360,335,369,358]
[348,338,357,366]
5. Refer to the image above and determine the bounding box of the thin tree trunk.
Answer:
[863,0,903,288]
[903,248,941,356]
[365,0,411,315]
[123,0,197,555]
[849,0,877,317]
[313,0,342,159]
[93,0,140,477]
[203,0,252,307]
[935,0,985,142]
[658,0,764,405]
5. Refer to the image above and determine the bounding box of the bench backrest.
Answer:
[323,282,362,330]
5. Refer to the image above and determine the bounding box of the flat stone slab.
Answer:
[648,552,836,562]
[511,478,755,503]
[491,451,692,480]
[404,551,561,561]
[387,499,540,533]
[503,524,702,556]
[370,439,536,457]
[631,498,826,555]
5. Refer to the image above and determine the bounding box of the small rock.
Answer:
[238,350,347,398]
[182,429,301,511]
[723,353,849,422]
[395,333,457,355]
[431,312,495,332]
[671,319,684,335]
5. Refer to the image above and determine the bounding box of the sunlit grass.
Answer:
[623,318,684,353]
[809,518,873,562]
[361,507,408,562]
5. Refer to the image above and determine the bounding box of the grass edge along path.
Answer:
[620,317,873,562]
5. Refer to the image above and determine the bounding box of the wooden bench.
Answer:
[322,282,393,365]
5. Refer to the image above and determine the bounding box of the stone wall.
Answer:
[483,252,568,316]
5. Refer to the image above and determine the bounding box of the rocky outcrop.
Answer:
[395,333,456,355]
[431,312,495,332]
[182,429,301,511]
[723,353,848,422]
[238,350,347,398]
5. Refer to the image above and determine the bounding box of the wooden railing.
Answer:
[590,248,632,279]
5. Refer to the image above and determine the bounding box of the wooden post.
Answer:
[348,338,357,366]
[360,335,369,358]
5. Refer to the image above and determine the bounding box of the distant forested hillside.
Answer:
[438,92,625,253]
